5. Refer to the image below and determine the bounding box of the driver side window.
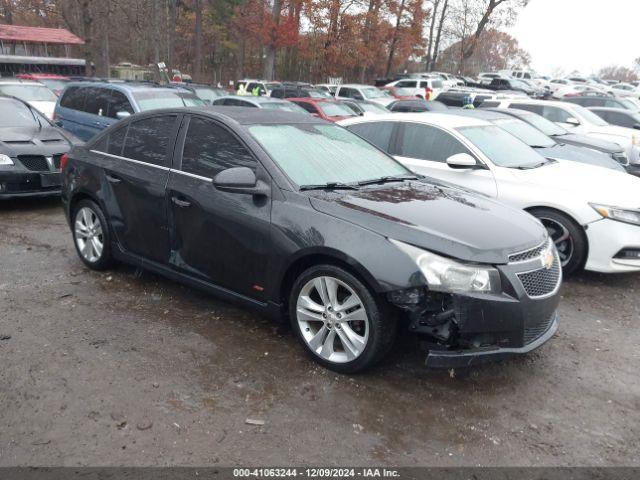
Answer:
[181,116,256,179]
[396,123,472,163]
[543,106,573,123]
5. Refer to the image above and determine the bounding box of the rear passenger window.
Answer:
[122,115,177,167]
[181,116,256,178]
[347,122,395,152]
[511,104,543,115]
[60,87,86,111]
[397,123,470,162]
[109,91,134,118]
[84,87,111,116]
[107,126,127,156]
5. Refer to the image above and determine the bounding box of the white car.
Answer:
[489,99,640,165]
[609,83,639,98]
[334,84,395,107]
[0,80,57,119]
[478,72,505,85]
[385,78,445,100]
[340,112,640,274]
[553,84,610,99]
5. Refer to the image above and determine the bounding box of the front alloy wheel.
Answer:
[290,265,396,373]
[296,276,369,364]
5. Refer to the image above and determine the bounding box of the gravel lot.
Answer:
[1,197,639,467]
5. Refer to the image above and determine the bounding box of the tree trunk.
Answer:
[385,0,406,78]
[462,0,506,60]
[359,0,379,83]
[425,0,439,71]
[194,0,203,81]
[153,0,161,64]
[168,0,177,76]
[431,0,448,69]
[263,0,282,81]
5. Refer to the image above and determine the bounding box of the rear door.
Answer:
[166,115,272,300]
[393,122,498,197]
[94,114,179,263]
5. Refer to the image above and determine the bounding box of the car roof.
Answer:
[341,111,490,128]
[65,81,183,93]
[442,109,512,121]
[0,79,45,86]
[110,106,324,127]
[338,84,376,88]
[221,95,291,104]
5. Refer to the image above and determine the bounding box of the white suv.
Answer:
[384,78,445,99]
[334,84,395,107]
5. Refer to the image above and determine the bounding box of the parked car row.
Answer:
[3,73,640,375]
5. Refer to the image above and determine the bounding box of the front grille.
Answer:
[524,313,555,344]
[517,253,562,298]
[612,152,629,166]
[18,155,49,172]
[509,240,549,263]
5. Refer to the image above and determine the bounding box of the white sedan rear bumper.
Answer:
[584,218,640,272]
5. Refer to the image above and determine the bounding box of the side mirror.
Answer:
[213,167,270,196]
[565,117,580,126]
[446,153,482,170]
[116,111,131,120]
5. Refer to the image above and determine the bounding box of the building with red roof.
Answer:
[0,24,86,76]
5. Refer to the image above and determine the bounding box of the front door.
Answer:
[167,115,272,300]
[393,122,498,197]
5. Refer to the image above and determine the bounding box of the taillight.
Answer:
[60,153,69,170]
[425,87,433,100]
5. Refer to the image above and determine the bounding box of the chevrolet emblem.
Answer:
[541,249,554,270]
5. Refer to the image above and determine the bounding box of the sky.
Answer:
[508,0,640,76]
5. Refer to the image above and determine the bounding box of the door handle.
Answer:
[172,196,191,208]
[105,174,122,184]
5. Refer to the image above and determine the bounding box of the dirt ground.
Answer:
[0,197,639,467]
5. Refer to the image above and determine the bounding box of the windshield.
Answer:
[249,124,409,186]
[39,79,69,92]
[317,102,357,117]
[0,84,57,102]
[260,102,308,114]
[457,125,547,168]
[493,119,556,148]
[568,104,609,126]
[359,102,388,113]
[361,87,391,99]
[193,87,227,103]
[0,99,40,127]
[133,90,205,110]
[514,112,568,136]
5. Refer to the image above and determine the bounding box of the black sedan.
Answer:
[61,108,561,372]
[0,95,78,198]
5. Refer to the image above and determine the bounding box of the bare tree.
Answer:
[263,0,282,80]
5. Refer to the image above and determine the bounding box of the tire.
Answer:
[72,199,114,271]
[289,264,396,373]
[529,208,587,275]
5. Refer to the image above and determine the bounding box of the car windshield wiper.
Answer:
[357,174,422,186]
[299,182,360,191]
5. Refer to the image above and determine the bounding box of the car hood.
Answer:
[506,160,640,208]
[308,180,547,265]
[555,133,623,154]
[538,144,625,171]
[0,125,73,156]
[583,124,635,142]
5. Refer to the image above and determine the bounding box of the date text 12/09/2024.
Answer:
[233,468,401,478]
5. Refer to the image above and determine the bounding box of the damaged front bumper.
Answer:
[388,242,562,368]
[425,312,558,368]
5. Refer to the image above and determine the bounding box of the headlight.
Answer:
[0,154,14,166]
[390,239,501,294]
[590,203,640,226]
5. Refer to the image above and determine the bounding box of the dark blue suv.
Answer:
[54,82,204,141]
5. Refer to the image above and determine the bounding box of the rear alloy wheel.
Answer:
[529,208,587,275]
[73,199,113,270]
[290,265,396,373]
